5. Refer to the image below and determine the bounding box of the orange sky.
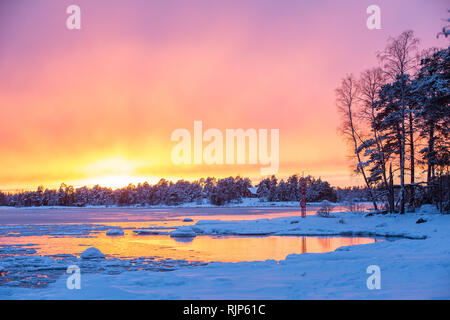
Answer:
[0,0,448,190]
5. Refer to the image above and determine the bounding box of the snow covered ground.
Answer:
[0,205,449,299]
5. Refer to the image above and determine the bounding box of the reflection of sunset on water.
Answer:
[0,231,379,263]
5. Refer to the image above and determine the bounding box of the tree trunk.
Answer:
[372,109,392,213]
[409,112,415,211]
[399,81,406,214]
[389,164,395,212]
[427,125,435,185]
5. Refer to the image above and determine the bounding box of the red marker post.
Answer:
[300,177,306,218]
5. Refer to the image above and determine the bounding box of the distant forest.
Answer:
[0,175,371,207]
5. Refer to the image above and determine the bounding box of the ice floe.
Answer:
[106,229,124,236]
[169,226,197,238]
[80,247,105,259]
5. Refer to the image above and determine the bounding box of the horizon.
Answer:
[0,173,368,194]
[1,0,448,191]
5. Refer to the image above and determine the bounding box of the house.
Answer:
[246,187,259,198]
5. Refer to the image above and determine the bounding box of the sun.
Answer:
[77,174,155,189]
[71,157,158,189]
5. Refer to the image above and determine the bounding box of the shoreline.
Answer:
[0,205,448,299]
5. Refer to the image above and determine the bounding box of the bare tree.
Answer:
[358,68,395,212]
[336,75,378,210]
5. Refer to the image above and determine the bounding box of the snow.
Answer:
[106,229,124,236]
[181,210,435,239]
[248,187,258,195]
[0,223,110,237]
[0,252,205,290]
[80,247,105,259]
[169,226,197,238]
[0,205,449,299]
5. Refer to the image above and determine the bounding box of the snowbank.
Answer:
[164,205,446,240]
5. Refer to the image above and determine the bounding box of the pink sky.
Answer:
[0,0,448,190]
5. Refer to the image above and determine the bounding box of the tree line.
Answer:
[0,175,365,207]
[336,30,449,213]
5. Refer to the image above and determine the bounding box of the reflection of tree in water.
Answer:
[301,236,307,253]
[316,237,332,252]
[314,237,361,252]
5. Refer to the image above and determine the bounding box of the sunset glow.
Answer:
[0,0,448,190]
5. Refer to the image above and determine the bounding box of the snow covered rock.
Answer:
[106,229,124,236]
[182,218,194,222]
[169,226,197,238]
[80,247,105,259]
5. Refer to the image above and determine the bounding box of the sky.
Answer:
[0,0,448,190]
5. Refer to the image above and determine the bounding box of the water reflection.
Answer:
[0,231,380,263]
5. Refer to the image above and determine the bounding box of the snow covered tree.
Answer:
[305,176,337,202]
[256,175,278,201]
[413,46,450,184]
[372,74,416,212]
[376,30,420,213]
